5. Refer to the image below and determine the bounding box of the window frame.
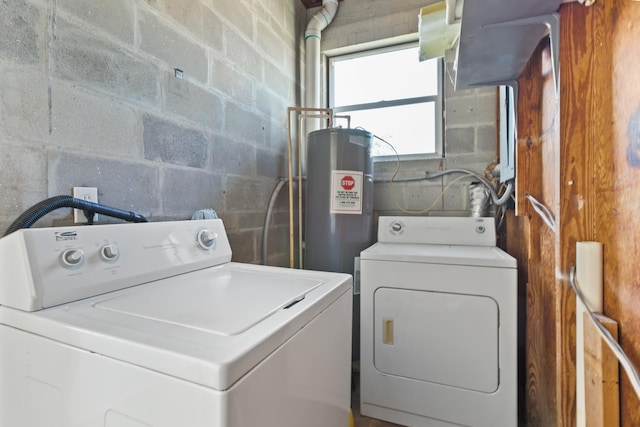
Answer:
[327,42,445,162]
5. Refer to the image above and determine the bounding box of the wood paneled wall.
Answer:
[511,0,640,425]
[513,37,563,426]
[608,1,640,424]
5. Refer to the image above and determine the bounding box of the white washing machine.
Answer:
[0,219,352,427]
[360,216,517,427]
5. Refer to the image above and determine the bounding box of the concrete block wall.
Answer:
[0,0,499,267]
[321,0,499,219]
[0,0,306,265]
[371,72,498,218]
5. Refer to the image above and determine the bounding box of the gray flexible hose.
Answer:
[262,171,513,264]
[262,177,306,265]
[374,168,514,206]
[262,179,288,265]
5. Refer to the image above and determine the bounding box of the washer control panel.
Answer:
[379,216,496,246]
[0,219,231,311]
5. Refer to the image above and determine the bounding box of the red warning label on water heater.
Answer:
[341,176,356,190]
[331,170,363,214]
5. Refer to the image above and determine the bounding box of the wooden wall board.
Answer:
[516,41,562,426]
[515,42,543,217]
[555,4,591,425]
[514,0,640,425]
[609,0,640,423]
[557,1,622,425]
[530,224,560,426]
[583,313,619,427]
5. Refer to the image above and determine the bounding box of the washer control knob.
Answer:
[100,244,120,262]
[391,222,403,233]
[60,248,85,269]
[197,229,217,250]
[476,225,486,234]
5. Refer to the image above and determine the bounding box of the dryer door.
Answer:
[373,287,499,393]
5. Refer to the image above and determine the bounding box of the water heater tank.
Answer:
[304,127,374,274]
[304,128,374,360]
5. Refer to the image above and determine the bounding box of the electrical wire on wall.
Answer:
[262,131,514,263]
[569,266,640,400]
[370,133,514,216]
[392,173,474,215]
[494,183,514,231]
[524,193,556,233]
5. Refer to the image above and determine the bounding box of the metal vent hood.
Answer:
[453,0,561,91]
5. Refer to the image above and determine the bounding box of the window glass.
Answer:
[333,48,439,106]
[341,103,436,156]
[329,44,443,159]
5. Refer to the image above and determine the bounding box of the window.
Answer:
[328,44,444,161]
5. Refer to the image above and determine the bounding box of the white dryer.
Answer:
[0,219,352,427]
[360,216,517,427]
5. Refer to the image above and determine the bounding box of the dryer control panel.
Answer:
[378,216,496,246]
[0,219,232,311]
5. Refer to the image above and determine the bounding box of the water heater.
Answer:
[304,127,374,360]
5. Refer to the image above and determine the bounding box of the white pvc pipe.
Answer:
[303,0,338,168]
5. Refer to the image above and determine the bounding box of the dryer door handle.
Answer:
[382,318,394,345]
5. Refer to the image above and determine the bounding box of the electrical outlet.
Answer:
[72,187,98,223]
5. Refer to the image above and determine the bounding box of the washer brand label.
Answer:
[331,170,363,215]
[55,231,78,241]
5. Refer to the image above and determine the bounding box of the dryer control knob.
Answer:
[100,244,120,262]
[60,248,85,269]
[391,222,403,233]
[197,229,217,250]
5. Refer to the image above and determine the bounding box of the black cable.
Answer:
[4,196,148,236]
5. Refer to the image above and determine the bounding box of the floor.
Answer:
[350,369,526,427]
[351,370,403,427]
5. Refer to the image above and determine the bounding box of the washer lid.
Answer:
[360,242,517,268]
[0,263,351,391]
[94,268,317,336]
